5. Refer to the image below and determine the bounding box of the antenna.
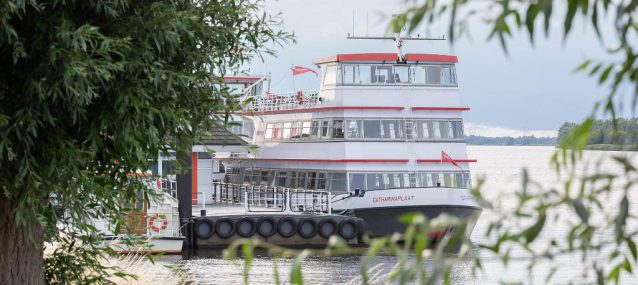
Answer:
[346,14,445,62]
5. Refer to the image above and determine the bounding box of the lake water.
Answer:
[146,146,638,284]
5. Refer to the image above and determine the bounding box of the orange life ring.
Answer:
[149,214,168,231]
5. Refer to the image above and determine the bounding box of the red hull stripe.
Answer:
[313,53,458,64]
[416,159,477,163]
[239,106,404,115]
[214,158,477,163]
[215,158,410,163]
[411,107,470,111]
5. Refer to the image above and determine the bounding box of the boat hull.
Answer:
[353,205,481,237]
[102,236,185,254]
[331,187,482,238]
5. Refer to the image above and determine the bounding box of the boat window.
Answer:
[381,120,401,139]
[264,123,274,140]
[316,172,327,190]
[323,64,337,86]
[372,66,393,84]
[366,173,385,190]
[308,172,317,189]
[427,65,457,85]
[320,121,331,138]
[426,66,442,85]
[301,121,312,139]
[441,66,455,84]
[277,171,287,187]
[412,66,427,84]
[432,121,442,139]
[282,122,292,139]
[332,120,345,138]
[363,120,381,138]
[298,172,307,189]
[290,122,301,139]
[346,120,363,138]
[349,173,366,191]
[394,66,410,83]
[438,121,449,139]
[328,173,347,192]
[451,121,464,138]
[343,65,355,84]
[311,121,320,138]
[356,65,372,84]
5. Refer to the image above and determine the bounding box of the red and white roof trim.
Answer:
[313,53,458,64]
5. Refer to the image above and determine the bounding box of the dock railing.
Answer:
[212,182,331,215]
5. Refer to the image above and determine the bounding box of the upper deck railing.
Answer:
[241,91,320,113]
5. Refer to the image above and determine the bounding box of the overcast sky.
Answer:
[253,0,629,135]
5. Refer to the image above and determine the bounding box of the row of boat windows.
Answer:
[263,119,465,141]
[349,172,470,191]
[232,168,347,192]
[229,168,471,192]
[323,64,457,86]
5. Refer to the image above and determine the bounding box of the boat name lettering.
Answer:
[372,195,415,203]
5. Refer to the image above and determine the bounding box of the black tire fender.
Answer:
[297,218,318,239]
[277,217,297,238]
[338,219,358,240]
[318,218,338,239]
[257,217,277,238]
[215,218,236,239]
[194,218,215,240]
[236,217,257,238]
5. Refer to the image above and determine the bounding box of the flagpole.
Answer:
[439,149,443,187]
[291,65,296,92]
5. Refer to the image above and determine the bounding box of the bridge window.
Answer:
[394,66,410,83]
[363,120,382,138]
[338,63,457,86]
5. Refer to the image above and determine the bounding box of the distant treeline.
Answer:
[466,135,557,146]
[558,118,638,150]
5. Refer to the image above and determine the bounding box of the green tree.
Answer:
[0,0,290,283]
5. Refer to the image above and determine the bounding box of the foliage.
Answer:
[224,212,476,285]
[558,118,638,147]
[466,135,556,146]
[0,0,290,283]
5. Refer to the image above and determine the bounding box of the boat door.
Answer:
[120,194,148,235]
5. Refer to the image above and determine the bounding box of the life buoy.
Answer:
[296,91,303,104]
[149,214,168,232]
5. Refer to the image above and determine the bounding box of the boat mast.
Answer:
[346,15,445,62]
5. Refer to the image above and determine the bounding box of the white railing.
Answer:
[242,91,320,113]
[212,182,331,215]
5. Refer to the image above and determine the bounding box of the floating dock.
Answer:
[175,182,366,250]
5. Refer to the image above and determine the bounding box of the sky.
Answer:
[250,0,631,136]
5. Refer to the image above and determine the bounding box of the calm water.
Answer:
[150,146,638,284]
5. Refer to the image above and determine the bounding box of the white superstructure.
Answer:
[221,51,481,237]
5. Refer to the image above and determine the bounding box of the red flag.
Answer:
[441,150,464,172]
[292,65,318,76]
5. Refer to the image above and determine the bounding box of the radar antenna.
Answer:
[347,14,445,62]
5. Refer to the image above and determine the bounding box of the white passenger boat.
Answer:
[217,37,481,238]
[92,177,185,254]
